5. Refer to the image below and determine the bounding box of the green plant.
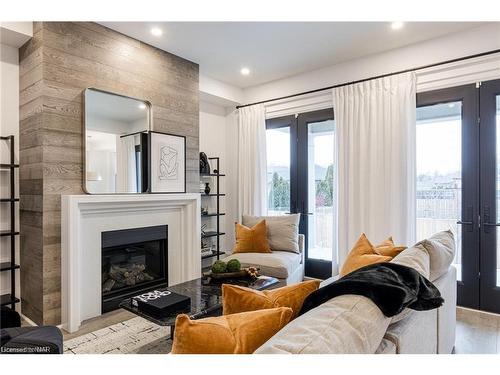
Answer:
[226,259,241,272]
[211,260,227,274]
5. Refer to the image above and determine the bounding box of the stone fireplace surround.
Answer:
[61,194,201,333]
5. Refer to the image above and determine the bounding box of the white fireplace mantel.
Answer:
[61,194,201,333]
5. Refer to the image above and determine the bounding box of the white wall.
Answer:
[0,43,20,309]
[243,23,500,104]
[199,101,238,266]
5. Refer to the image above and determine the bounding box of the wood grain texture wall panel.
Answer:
[19,22,199,325]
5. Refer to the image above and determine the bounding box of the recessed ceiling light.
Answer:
[390,21,404,30]
[151,27,163,37]
[139,103,147,109]
[240,67,250,76]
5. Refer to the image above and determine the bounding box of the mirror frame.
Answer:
[83,87,152,194]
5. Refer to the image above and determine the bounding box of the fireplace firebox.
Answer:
[101,225,168,313]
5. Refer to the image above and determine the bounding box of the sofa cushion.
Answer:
[415,230,455,281]
[242,214,300,253]
[255,295,391,354]
[222,280,320,319]
[233,220,272,254]
[224,251,301,279]
[171,307,293,354]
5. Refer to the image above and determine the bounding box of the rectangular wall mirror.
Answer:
[84,88,151,194]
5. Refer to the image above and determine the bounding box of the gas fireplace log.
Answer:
[104,263,156,290]
[102,278,116,292]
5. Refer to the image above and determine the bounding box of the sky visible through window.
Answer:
[416,119,461,175]
[266,128,334,168]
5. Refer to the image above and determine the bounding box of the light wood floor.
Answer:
[51,306,500,353]
[455,307,500,354]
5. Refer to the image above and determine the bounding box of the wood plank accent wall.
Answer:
[19,22,199,325]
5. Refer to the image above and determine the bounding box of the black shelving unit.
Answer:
[0,135,20,310]
[200,157,225,261]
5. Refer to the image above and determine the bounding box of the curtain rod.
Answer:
[235,48,500,110]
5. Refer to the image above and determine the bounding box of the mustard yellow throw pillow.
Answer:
[233,219,272,254]
[222,280,320,319]
[375,236,407,257]
[171,307,293,354]
[339,233,393,277]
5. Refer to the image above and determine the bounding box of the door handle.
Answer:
[456,206,474,232]
[483,206,498,233]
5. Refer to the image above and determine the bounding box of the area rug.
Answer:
[64,317,172,354]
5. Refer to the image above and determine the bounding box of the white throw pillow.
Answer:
[389,244,430,323]
[390,244,431,279]
[242,214,300,253]
[415,230,455,282]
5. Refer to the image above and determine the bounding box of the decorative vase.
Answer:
[204,182,211,195]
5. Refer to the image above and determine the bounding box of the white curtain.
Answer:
[333,72,416,271]
[116,135,138,193]
[237,104,268,220]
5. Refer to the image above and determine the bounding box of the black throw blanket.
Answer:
[299,263,444,317]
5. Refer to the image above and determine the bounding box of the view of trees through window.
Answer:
[267,165,334,212]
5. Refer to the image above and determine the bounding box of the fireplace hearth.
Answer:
[101,225,168,313]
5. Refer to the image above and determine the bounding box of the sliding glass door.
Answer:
[266,109,335,279]
[417,79,500,314]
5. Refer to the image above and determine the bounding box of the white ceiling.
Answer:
[100,22,485,89]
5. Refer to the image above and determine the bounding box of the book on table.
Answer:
[132,290,191,318]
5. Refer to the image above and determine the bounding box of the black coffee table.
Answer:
[119,275,279,337]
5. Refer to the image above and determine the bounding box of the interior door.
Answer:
[479,79,500,313]
[416,84,480,309]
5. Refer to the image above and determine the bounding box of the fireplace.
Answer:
[101,225,168,313]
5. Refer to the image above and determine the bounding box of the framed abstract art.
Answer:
[149,131,186,193]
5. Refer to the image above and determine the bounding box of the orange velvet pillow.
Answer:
[222,280,321,319]
[232,219,272,254]
[375,236,407,257]
[170,307,293,354]
[339,233,393,277]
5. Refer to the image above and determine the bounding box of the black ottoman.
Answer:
[1,326,63,354]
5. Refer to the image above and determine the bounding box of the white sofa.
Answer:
[255,232,457,354]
